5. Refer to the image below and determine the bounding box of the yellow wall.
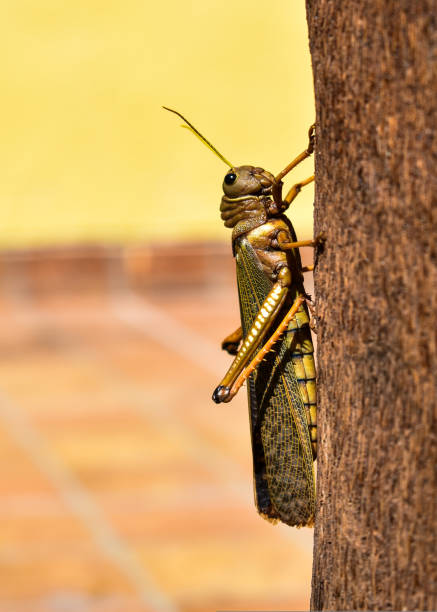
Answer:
[1,1,315,247]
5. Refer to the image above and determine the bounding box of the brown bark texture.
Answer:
[306,2,437,610]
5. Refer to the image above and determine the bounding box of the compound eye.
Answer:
[224,172,237,185]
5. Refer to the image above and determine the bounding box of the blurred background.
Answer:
[0,1,315,611]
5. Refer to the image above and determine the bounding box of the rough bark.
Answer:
[306,2,437,610]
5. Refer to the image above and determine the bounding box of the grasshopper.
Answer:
[164,107,318,527]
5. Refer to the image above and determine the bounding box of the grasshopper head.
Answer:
[220,166,278,230]
[222,166,275,198]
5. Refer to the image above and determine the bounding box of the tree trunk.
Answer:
[306,2,437,610]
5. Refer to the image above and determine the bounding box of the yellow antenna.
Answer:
[163,106,234,168]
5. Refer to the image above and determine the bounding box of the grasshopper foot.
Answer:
[221,340,239,356]
[315,231,326,246]
[307,124,316,155]
[212,385,231,404]
[309,315,318,333]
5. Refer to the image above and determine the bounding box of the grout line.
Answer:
[111,292,222,377]
[0,390,178,612]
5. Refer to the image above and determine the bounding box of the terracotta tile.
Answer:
[137,537,311,603]
[0,595,152,612]
[0,514,90,548]
[0,551,133,599]
[0,429,57,496]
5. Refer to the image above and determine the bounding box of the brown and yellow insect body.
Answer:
[214,164,317,526]
[164,107,317,527]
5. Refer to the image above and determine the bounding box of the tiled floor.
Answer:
[0,248,314,612]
